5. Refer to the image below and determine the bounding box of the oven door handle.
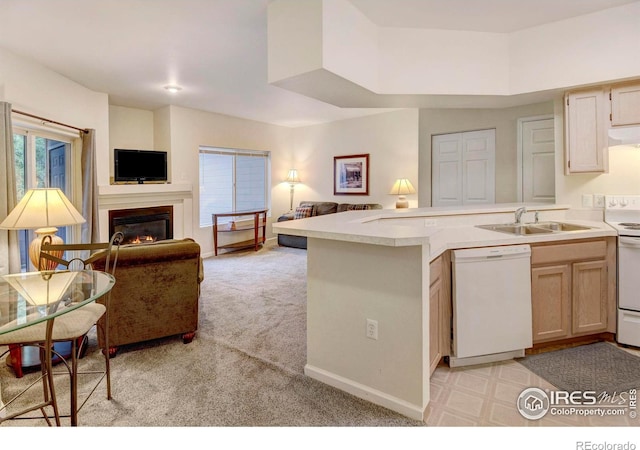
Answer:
[619,236,640,247]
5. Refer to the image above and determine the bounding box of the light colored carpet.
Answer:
[0,243,423,427]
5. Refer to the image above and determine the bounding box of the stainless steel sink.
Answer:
[477,223,552,235]
[532,221,592,232]
[476,221,592,236]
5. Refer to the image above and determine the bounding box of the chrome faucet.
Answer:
[515,206,527,224]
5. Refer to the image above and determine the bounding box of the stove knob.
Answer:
[620,199,628,207]
[609,198,618,207]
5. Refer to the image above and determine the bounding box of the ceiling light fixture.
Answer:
[164,85,182,93]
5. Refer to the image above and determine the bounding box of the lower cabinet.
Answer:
[531,264,571,341]
[530,238,615,344]
[429,252,451,374]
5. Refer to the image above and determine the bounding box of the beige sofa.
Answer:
[92,238,203,356]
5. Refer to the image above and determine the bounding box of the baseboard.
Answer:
[304,364,426,421]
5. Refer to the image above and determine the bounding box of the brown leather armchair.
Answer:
[92,238,203,356]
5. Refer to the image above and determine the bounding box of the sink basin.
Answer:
[477,224,552,235]
[476,221,593,236]
[532,221,592,232]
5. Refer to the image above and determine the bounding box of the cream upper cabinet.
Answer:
[610,83,640,126]
[564,88,609,174]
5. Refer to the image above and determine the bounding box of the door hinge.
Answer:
[568,160,571,169]
[566,98,570,106]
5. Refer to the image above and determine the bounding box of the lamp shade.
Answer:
[285,169,301,184]
[389,179,416,195]
[0,188,85,230]
[4,271,78,306]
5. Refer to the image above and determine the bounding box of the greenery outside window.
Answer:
[12,127,73,271]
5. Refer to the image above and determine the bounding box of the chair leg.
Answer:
[70,338,78,426]
[104,307,111,400]
[42,344,61,426]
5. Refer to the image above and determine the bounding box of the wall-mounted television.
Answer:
[114,149,168,184]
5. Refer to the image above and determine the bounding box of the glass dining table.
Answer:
[0,269,115,425]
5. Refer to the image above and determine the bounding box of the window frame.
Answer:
[12,125,79,270]
[198,146,271,228]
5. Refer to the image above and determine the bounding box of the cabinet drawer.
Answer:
[531,240,607,266]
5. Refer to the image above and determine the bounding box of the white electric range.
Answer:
[604,195,640,347]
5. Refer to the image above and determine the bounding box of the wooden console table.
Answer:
[212,209,268,256]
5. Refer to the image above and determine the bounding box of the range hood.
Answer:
[608,126,640,147]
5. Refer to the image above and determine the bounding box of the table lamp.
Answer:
[0,188,86,270]
[389,178,416,209]
[285,169,301,211]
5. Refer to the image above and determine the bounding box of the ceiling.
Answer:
[0,0,636,127]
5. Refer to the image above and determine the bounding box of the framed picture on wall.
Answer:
[333,154,369,195]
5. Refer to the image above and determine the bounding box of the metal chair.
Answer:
[0,232,123,426]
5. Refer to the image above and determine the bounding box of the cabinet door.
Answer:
[611,83,640,126]
[564,89,608,173]
[429,276,442,375]
[531,264,571,343]
[572,260,608,335]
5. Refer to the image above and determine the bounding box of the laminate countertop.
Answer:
[272,203,617,260]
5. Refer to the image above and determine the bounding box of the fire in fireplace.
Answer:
[108,206,173,245]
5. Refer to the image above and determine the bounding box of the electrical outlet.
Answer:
[366,319,378,340]
[424,219,437,227]
[594,194,605,208]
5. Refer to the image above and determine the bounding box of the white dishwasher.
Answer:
[449,245,532,367]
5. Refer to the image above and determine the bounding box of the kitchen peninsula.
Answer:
[272,204,617,420]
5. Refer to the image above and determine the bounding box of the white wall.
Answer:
[270,0,640,99]
[509,2,640,94]
[267,0,323,83]
[108,105,155,181]
[322,0,380,92]
[0,47,110,188]
[379,28,509,95]
[166,105,292,255]
[419,101,555,206]
[291,109,419,208]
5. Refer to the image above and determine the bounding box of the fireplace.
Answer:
[108,206,173,245]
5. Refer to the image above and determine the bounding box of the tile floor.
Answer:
[425,343,640,427]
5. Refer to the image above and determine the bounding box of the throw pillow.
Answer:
[346,204,370,211]
[294,205,314,219]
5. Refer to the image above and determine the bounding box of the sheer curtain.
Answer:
[81,128,99,243]
[0,102,20,275]
[0,102,19,415]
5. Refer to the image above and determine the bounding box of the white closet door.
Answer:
[432,129,495,206]
[522,118,555,203]
[432,133,463,207]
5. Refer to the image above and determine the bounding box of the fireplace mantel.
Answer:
[98,183,192,205]
[98,183,193,242]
